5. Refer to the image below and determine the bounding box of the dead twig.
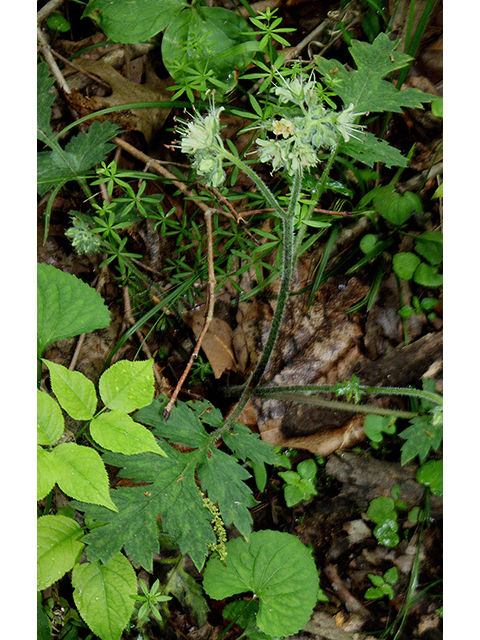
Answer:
[37,26,71,94]
[324,564,371,618]
[163,209,216,419]
[48,48,112,90]
[37,0,66,24]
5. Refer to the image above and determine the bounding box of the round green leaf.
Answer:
[90,410,167,456]
[414,237,443,266]
[413,262,443,287]
[366,496,397,523]
[374,186,421,226]
[37,515,85,590]
[373,520,400,547]
[203,530,319,637]
[47,12,70,32]
[53,443,118,511]
[99,359,154,412]
[359,233,379,254]
[44,360,97,420]
[392,252,421,280]
[72,553,137,640]
[37,446,58,500]
[37,389,64,445]
[416,459,443,497]
[297,459,317,482]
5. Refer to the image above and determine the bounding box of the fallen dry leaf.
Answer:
[184,311,237,379]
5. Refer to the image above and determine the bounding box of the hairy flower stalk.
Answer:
[176,78,366,428]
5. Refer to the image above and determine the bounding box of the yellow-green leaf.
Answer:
[37,515,84,590]
[44,360,97,420]
[90,410,167,456]
[37,389,64,445]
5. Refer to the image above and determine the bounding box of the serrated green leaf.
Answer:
[81,449,215,571]
[37,515,85,590]
[203,530,319,637]
[197,448,255,538]
[413,262,443,287]
[165,564,209,626]
[37,120,120,196]
[83,0,187,43]
[339,132,407,169]
[90,410,167,456]
[393,252,421,280]
[135,397,209,448]
[223,422,279,467]
[315,33,434,114]
[44,361,97,420]
[37,389,64,445]
[99,360,154,413]
[364,414,396,443]
[72,553,136,640]
[53,443,118,511]
[37,446,58,500]
[37,264,111,357]
[400,415,443,465]
[416,459,443,497]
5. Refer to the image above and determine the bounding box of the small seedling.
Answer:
[365,566,399,601]
[279,458,318,507]
[132,579,172,626]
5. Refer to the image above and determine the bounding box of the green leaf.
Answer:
[135,397,210,448]
[339,132,407,169]
[99,360,155,413]
[162,6,257,94]
[37,62,56,146]
[37,446,58,500]
[400,415,443,465]
[164,563,209,626]
[72,553,137,640]
[367,496,397,523]
[416,459,443,497]
[83,0,188,43]
[53,443,118,511]
[414,234,443,266]
[37,264,110,357]
[44,361,97,420]
[203,530,319,637]
[315,33,434,114]
[197,448,256,538]
[223,422,279,467]
[373,519,400,547]
[374,185,421,225]
[90,410,167,456]
[37,390,64,445]
[384,566,399,584]
[37,515,85,590]
[37,120,121,196]
[364,414,396,443]
[413,262,443,287]
[393,252,421,280]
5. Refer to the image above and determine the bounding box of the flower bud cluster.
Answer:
[257,75,366,176]
[177,105,227,188]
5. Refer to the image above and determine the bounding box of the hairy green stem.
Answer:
[222,171,301,429]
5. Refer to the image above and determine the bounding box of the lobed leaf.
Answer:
[72,553,137,640]
[53,443,118,511]
[90,410,167,456]
[203,530,319,637]
[223,422,279,467]
[37,389,64,445]
[37,515,85,590]
[400,415,443,465]
[135,397,209,448]
[37,264,110,357]
[99,359,155,413]
[44,361,97,420]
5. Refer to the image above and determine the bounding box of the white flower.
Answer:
[272,118,295,138]
[179,106,225,155]
[335,103,367,142]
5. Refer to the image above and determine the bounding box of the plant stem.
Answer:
[222,171,301,429]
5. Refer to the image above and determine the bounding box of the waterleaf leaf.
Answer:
[223,422,279,467]
[99,360,154,413]
[72,553,137,640]
[393,252,421,280]
[364,414,396,443]
[37,446,58,500]
[37,120,121,196]
[44,361,97,420]
[37,515,85,590]
[197,448,256,538]
[37,264,110,357]
[400,415,443,465]
[416,459,443,497]
[37,389,64,445]
[135,397,210,448]
[90,410,167,456]
[83,0,188,43]
[203,530,319,637]
[53,443,118,511]
[164,563,209,626]
[413,262,443,287]
[339,131,407,169]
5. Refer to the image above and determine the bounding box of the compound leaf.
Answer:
[37,515,85,590]
[53,443,118,511]
[72,553,137,640]
[197,448,256,538]
[203,530,319,637]
[90,410,167,457]
[135,397,209,448]
[37,446,58,500]
[99,360,155,413]
[37,389,64,445]
[400,415,443,465]
[37,264,110,357]
[44,361,97,420]
[83,0,187,43]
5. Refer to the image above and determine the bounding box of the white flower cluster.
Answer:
[257,75,366,176]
